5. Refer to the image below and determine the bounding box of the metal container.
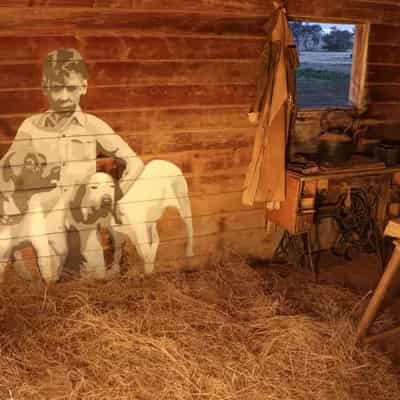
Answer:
[374,143,400,166]
[318,131,354,163]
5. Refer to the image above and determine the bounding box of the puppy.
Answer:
[113,160,194,274]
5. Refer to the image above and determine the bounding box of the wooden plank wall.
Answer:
[0,0,399,272]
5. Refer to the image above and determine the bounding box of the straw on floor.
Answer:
[0,260,399,400]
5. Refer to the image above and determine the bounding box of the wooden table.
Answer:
[267,159,400,277]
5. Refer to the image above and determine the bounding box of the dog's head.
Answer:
[4,151,59,192]
[70,172,117,225]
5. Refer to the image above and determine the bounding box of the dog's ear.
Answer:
[114,180,123,201]
[112,206,123,225]
[70,184,87,223]
[37,153,47,166]
[3,152,16,182]
[0,192,5,215]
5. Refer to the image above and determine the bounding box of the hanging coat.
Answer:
[242,4,299,209]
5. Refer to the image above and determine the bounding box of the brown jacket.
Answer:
[242,6,299,207]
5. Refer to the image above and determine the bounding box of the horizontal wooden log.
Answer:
[0,84,255,115]
[187,172,246,196]
[376,5,400,25]
[367,64,400,83]
[367,102,400,119]
[370,24,400,45]
[0,106,253,138]
[90,128,255,160]
[368,44,400,65]
[4,106,383,144]
[0,61,258,90]
[0,8,267,36]
[0,1,398,37]
[355,0,400,5]
[101,167,248,197]
[127,128,255,156]
[287,1,399,25]
[191,191,263,216]
[367,121,400,139]
[0,128,255,172]
[138,146,251,176]
[0,36,264,62]
[0,0,397,22]
[0,168,251,217]
[291,1,379,23]
[93,60,258,86]
[0,144,252,193]
[0,206,266,251]
[337,5,383,22]
[367,85,400,102]
[157,208,266,242]
[0,0,119,6]
[0,143,249,196]
[342,1,400,24]
[0,0,269,14]
[10,225,275,278]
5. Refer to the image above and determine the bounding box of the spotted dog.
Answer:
[0,152,60,283]
[47,172,122,280]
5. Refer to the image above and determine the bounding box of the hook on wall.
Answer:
[272,0,287,10]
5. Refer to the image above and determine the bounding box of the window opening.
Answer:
[289,21,368,109]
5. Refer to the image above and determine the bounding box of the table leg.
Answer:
[305,231,317,281]
[271,230,290,263]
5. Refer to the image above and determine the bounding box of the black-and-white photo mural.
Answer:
[0,48,194,283]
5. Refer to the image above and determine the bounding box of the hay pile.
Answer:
[0,261,399,400]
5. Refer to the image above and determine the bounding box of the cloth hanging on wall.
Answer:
[242,2,299,209]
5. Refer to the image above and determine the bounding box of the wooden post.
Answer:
[356,240,400,342]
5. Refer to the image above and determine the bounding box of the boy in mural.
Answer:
[0,48,144,280]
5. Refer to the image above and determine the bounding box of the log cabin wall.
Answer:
[0,0,398,272]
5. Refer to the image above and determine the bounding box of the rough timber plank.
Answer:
[367,65,400,84]
[366,103,400,120]
[367,85,400,102]
[0,84,255,114]
[0,36,264,62]
[370,25,400,45]
[368,44,400,65]
[0,0,269,14]
[368,122,400,139]
[0,106,253,136]
[0,61,258,89]
[0,8,267,36]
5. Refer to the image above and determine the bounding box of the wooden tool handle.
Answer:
[356,241,400,342]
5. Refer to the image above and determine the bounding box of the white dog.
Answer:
[0,152,60,283]
[47,172,122,280]
[113,160,194,274]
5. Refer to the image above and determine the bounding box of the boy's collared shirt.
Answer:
[1,107,143,213]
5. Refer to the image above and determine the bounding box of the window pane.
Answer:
[289,22,356,108]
